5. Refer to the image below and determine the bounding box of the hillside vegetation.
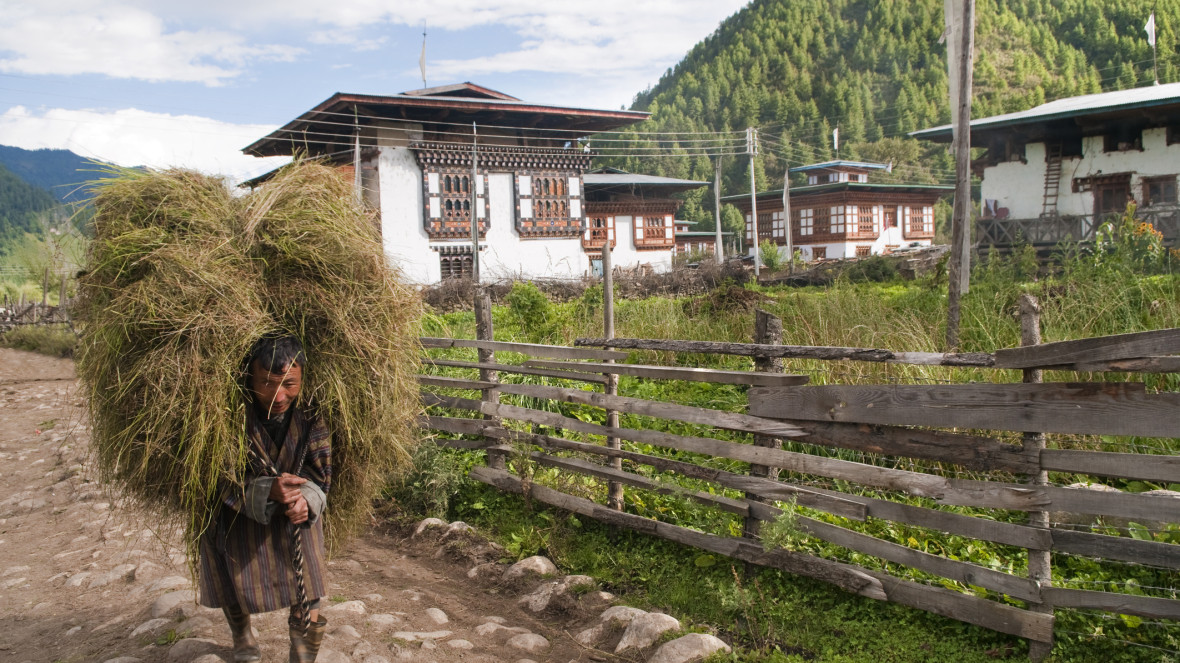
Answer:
[600,0,1180,231]
[0,163,58,250]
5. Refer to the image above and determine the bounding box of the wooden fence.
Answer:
[418,293,1180,660]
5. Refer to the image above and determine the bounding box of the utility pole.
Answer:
[747,127,760,278]
[471,122,480,282]
[782,163,793,271]
[713,157,724,262]
[945,0,975,350]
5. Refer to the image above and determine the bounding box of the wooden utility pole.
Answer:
[471,122,481,283]
[1020,295,1053,662]
[748,127,760,278]
[713,157,724,262]
[782,164,793,271]
[945,0,975,350]
[602,244,623,510]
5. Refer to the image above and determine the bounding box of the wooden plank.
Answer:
[469,466,886,598]
[492,381,806,438]
[749,383,1180,438]
[417,375,497,390]
[418,416,500,437]
[994,328,1180,369]
[1052,529,1180,570]
[478,404,1047,548]
[792,515,1042,602]
[423,358,608,384]
[1040,449,1180,484]
[436,438,507,451]
[522,359,810,387]
[1042,588,1180,620]
[497,426,866,521]
[1042,356,1180,374]
[469,466,1052,642]
[859,568,1053,642]
[575,337,995,367]
[530,453,752,517]
[421,337,628,361]
[421,391,483,412]
[1041,484,1180,523]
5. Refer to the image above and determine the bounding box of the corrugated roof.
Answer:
[789,160,889,173]
[911,82,1180,141]
[584,173,708,187]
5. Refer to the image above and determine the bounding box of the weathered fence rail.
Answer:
[418,307,1180,660]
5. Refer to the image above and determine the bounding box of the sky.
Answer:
[0,0,747,184]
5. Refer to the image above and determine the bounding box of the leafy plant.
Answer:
[758,240,783,272]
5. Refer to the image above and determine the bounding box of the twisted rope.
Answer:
[247,432,312,637]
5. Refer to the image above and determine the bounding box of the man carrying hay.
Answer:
[198,335,331,662]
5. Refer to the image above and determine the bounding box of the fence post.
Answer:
[475,288,505,470]
[743,308,784,538]
[603,244,624,510]
[1020,293,1053,662]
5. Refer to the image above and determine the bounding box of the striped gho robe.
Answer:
[198,405,332,613]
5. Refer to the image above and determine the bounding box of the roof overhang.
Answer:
[245,91,650,157]
[721,181,954,204]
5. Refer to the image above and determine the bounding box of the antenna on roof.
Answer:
[419,23,428,89]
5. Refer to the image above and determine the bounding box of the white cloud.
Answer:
[309,29,388,52]
[0,2,299,85]
[0,106,288,183]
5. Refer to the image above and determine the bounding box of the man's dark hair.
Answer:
[248,335,305,374]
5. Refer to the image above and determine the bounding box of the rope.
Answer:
[247,430,312,637]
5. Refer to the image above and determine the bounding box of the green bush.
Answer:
[758,239,783,272]
[844,255,898,282]
[0,324,76,357]
[506,281,557,342]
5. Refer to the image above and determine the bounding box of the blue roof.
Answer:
[789,160,889,173]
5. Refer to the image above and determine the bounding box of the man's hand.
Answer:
[269,473,306,505]
[285,495,310,525]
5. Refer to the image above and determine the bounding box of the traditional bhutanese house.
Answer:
[911,83,1180,249]
[673,220,732,257]
[243,82,648,283]
[580,168,709,275]
[723,161,951,261]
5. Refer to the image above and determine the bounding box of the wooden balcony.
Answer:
[976,207,1180,248]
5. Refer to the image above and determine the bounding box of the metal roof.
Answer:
[911,82,1180,141]
[584,173,708,187]
[788,160,889,173]
[244,89,649,157]
[721,181,953,203]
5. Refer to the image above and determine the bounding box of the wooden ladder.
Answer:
[1041,143,1063,218]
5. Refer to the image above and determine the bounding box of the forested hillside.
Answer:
[0,163,58,251]
[0,145,103,204]
[600,0,1179,230]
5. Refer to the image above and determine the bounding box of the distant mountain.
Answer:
[0,145,114,205]
[0,162,59,250]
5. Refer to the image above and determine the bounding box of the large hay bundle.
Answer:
[76,162,422,555]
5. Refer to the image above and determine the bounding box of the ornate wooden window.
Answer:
[813,207,831,235]
[582,215,616,251]
[438,250,474,280]
[423,169,488,239]
[905,206,934,236]
[855,246,871,257]
[516,172,583,238]
[770,211,787,242]
[635,214,674,250]
[1143,175,1178,206]
[797,208,813,236]
[857,205,876,234]
[830,206,846,234]
[812,246,827,260]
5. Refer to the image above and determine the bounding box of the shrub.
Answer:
[758,240,783,272]
[0,324,77,357]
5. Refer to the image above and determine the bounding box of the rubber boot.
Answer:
[222,604,262,663]
[289,614,327,663]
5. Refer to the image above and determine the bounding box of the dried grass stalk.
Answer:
[76,161,422,560]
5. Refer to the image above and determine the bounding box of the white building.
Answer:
[243,83,657,283]
[912,83,1180,248]
[725,161,951,261]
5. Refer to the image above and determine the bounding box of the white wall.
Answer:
[481,171,586,280]
[982,127,1180,219]
[378,147,436,283]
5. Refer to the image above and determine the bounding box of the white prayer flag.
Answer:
[1146,12,1157,47]
[832,127,839,152]
[419,36,427,85]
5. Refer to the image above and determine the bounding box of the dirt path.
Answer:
[0,348,605,663]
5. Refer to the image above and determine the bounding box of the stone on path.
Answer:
[616,612,681,653]
[647,633,732,663]
[102,658,142,663]
[392,630,453,642]
[446,639,474,649]
[502,556,556,583]
[89,563,137,588]
[367,614,401,629]
[412,518,446,537]
[129,618,171,638]
[190,656,226,663]
[166,637,219,662]
[506,633,550,654]
[147,575,191,593]
[518,574,597,613]
[423,607,449,625]
[331,624,362,640]
[150,590,196,618]
[317,647,351,663]
[466,562,500,580]
[322,600,366,616]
